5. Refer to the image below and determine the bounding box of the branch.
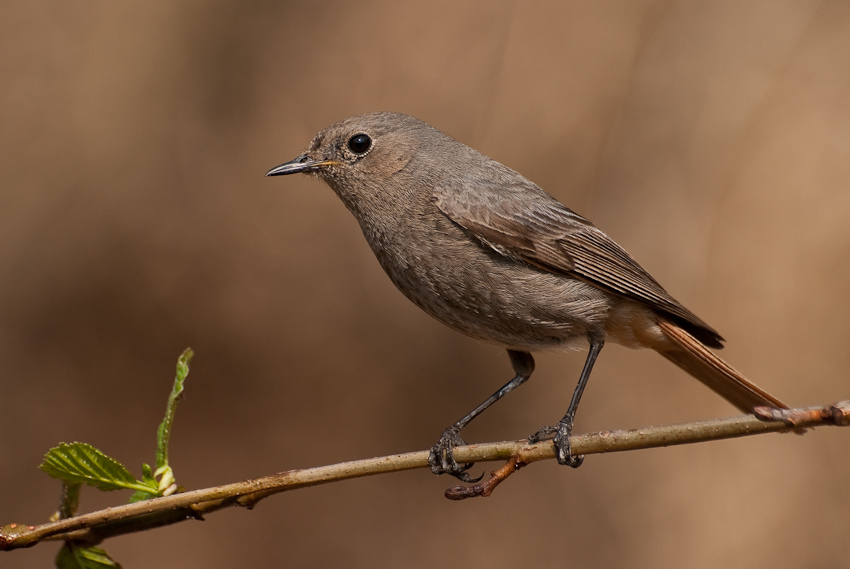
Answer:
[2,401,847,551]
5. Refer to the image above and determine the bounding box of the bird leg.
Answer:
[428,350,535,481]
[529,338,604,468]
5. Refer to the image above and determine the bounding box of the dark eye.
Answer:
[347,134,372,155]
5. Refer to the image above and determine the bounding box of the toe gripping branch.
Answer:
[428,427,482,483]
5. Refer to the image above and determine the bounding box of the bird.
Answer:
[266,111,787,481]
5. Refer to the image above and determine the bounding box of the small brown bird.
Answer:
[267,112,786,481]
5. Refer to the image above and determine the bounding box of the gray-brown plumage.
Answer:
[267,112,786,480]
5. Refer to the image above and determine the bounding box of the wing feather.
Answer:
[432,175,724,347]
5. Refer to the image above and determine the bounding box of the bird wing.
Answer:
[432,173,723,347]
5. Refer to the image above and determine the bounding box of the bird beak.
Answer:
[265,155,339,176]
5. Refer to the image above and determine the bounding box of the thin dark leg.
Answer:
[429,350,535,481]
[529,337,604,468]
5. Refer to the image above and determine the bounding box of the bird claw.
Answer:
[527,424,558,443]
[428,427,483,482]
[530,421,584,467]
[553,422,584,468]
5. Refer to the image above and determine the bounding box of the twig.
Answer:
[444,455,527,500]
[1,401,847,551]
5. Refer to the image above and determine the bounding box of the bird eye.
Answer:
[347,134,372,155]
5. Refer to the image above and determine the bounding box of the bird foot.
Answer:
[553,423,584,468]
[530,422,584,468]
[428,427,482,482]
[527,424,557,443]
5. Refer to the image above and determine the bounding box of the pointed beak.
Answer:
[265,155,339,176]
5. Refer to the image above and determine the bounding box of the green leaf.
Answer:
[56,543,122,569]
[140,462,156,486]
[127,489,157,503]
[128,465,158,502]
[156,348,193,470]
[40,443,155,494]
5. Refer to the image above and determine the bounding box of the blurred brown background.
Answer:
[2,1,848,567]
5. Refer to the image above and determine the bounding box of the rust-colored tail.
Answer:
[656,318,787,412]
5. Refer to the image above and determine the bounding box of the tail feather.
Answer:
[656,318,787,412]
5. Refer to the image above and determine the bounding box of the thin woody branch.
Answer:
[1,401,847,551]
